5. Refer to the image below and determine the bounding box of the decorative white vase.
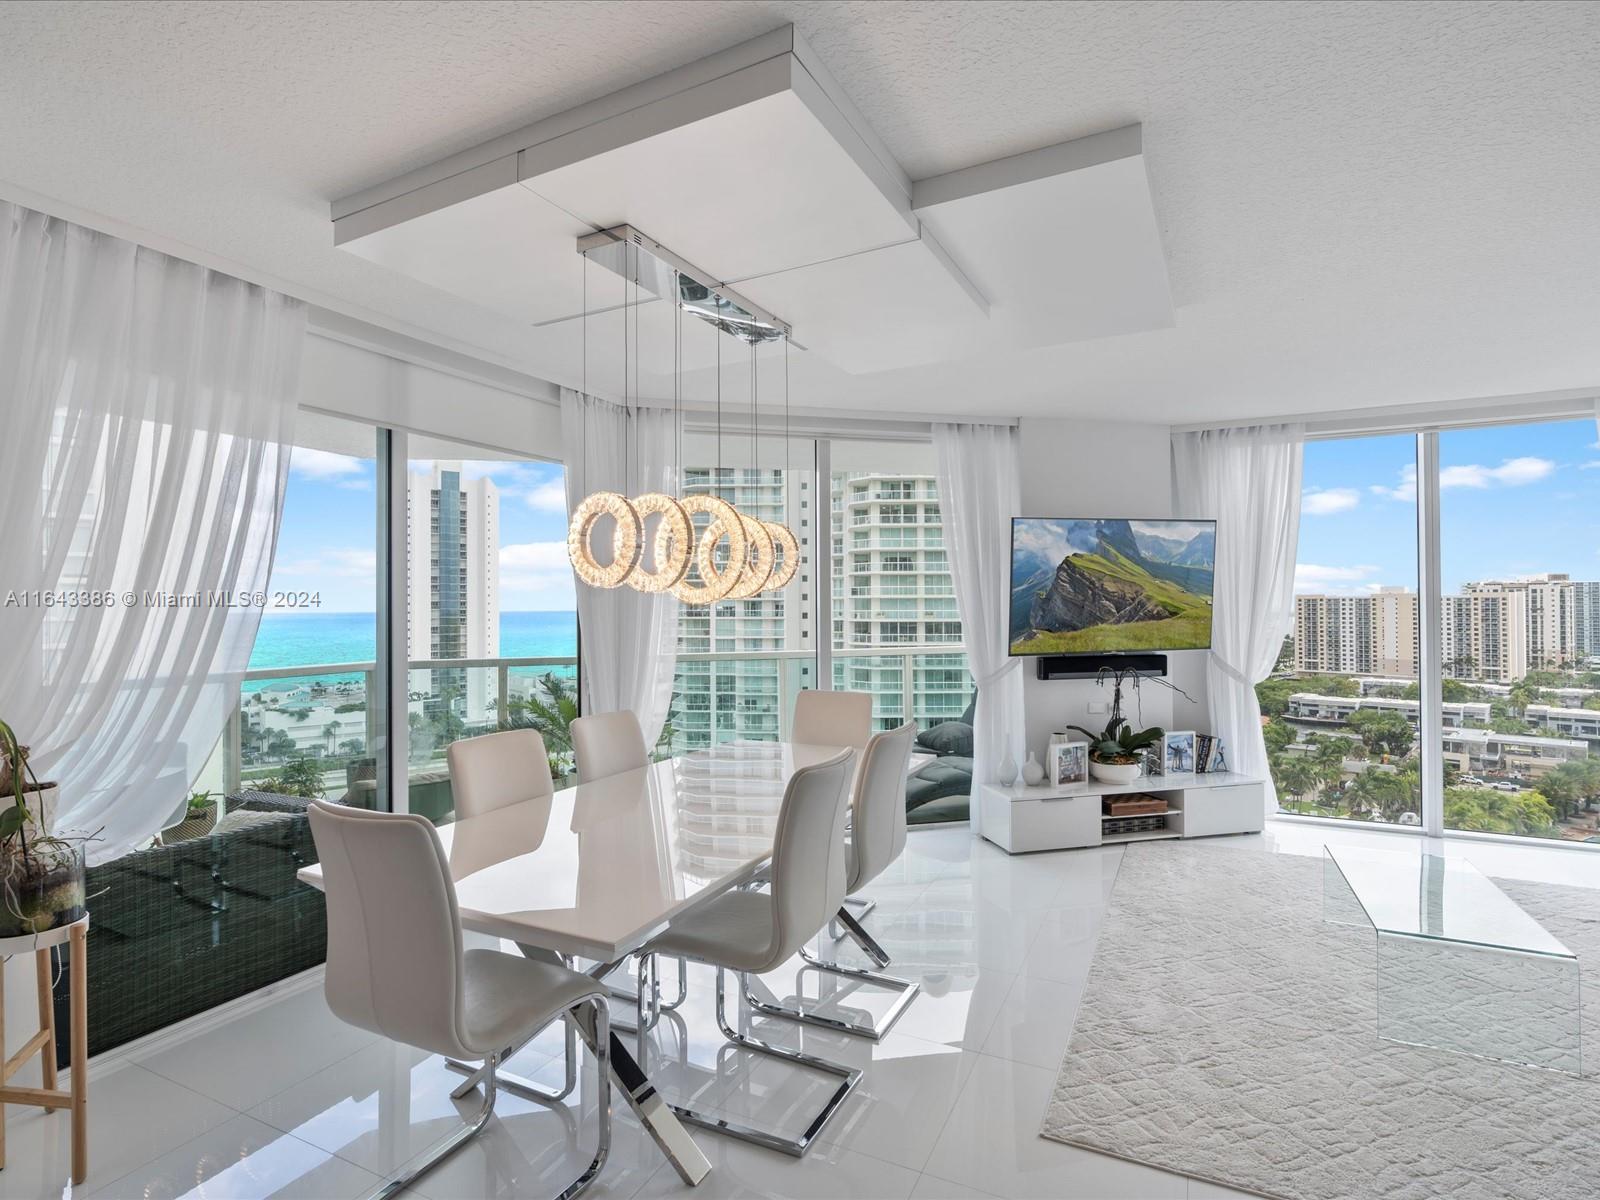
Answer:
[1021,752,1046,787]
[997,751,1019,787]
[1090,758,1142,785]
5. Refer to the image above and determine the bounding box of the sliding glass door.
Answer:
[405,437,577,821]
[829,439,974,825]
[82,411,389,1059]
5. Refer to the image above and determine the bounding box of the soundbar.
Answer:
[1034,652,1168,681]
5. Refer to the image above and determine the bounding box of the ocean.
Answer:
[246,610,579,684]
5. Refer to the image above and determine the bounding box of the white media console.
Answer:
[977,770,1266,854]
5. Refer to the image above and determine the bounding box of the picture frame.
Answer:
[1162,730,1198,776]
[1047,739,1089,789]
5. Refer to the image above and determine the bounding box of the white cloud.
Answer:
[1370,463,1417,502]
[1439,456,1555,489]
[1301,487,1361,516]
[500,543,569,572]
[525,479,568,513]
[1295,563,1380,593]
[291,448,367,482]
[272,547,377,579]
[500,541,575,610]
[1579,461,1600,471]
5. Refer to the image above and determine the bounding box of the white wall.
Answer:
[1016,417,1210,763]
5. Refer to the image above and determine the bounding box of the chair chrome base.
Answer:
[445,1013,578,1103]
[668,967,862,1158]
[375,998,612,1200]
[828,895,878,942]
[742,907,919,1042]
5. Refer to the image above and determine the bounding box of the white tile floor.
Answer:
[17,820,1597,1199]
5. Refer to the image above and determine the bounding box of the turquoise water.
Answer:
[246,610,578,686]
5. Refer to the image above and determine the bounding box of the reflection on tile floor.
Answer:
[19,822,1594,1199]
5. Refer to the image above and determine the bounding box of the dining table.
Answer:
[296,738,849,1187]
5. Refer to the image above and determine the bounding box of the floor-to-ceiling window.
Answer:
[405,437,577,821]
[830,439,974,824]
[1437,417,1600,841]
[83,411,389,1059]
[668,431,816,751]
[1260,411,1600,846]
[1262,434,1422,824]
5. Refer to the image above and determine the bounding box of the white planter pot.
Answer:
[1090,759,1142,785]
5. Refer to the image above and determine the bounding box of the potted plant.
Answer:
[1065,714,1164,784]
[166,790,220,843]
[0,717,87,939]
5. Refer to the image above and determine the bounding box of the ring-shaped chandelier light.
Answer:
[765,520,799,592]
[625,492,693,593]
[724,513,775,599]
[567,490,642,589]
[672,494,747,604]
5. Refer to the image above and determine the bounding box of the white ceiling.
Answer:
[3,1,1599,425]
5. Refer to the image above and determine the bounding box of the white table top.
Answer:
[298,740,846,963]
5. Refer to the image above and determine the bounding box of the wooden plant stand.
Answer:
[0,917,87,1185]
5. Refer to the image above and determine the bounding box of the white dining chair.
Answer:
[570,711,648,782]
[447,728,555,816]
[567,710,689,1030]
[640,749,862,1157]
[744,721,921,1041]
[308,801,612,1200]
[445,728,580,1103]
[791,689,873,749]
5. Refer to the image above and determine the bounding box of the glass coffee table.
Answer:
[1322,845,1582,1075]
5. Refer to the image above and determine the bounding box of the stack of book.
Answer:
[1194,734,1227,773]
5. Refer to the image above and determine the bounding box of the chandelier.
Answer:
[565,227,799,601]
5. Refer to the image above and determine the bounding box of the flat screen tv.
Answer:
[1009,517,1216,656]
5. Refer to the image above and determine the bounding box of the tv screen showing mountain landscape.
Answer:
[1009,518,1216,655]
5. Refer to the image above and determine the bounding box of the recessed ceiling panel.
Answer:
[740,237,990,374]
[340,181,593,325]
[917,151,1175,348]
[523,88,915,284]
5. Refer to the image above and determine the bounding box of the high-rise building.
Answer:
[1574,581,1600,659]
[830,472,969,734]
[1442,588,1527,683]
[1464,574,1575,669]
[407,462,499,722]
[670,467,813,751]
[1293,588,1416,676]
[1371,586,1419,677]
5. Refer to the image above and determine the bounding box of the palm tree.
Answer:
[510,672,579,753]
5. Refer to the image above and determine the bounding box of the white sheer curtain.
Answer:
[561,389,680,747]
[1172,423,1305,812]
[0,202,305,862]
[934,422,1025,837]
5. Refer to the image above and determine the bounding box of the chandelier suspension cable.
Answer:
[715,294,723,487]
[674,270,682,483]
[582,249,588,492]
[620,241,627,496]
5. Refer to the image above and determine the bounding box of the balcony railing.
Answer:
[203,646,973,823]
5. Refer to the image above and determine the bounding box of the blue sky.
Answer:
[267,452,575,612]
[1297,417,1600,594]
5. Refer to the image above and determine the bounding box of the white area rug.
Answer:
[1040,841,1599,1200]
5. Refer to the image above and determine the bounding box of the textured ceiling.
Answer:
[2,0,1599,423]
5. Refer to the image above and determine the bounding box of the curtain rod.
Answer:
[1171,386,1599,439]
